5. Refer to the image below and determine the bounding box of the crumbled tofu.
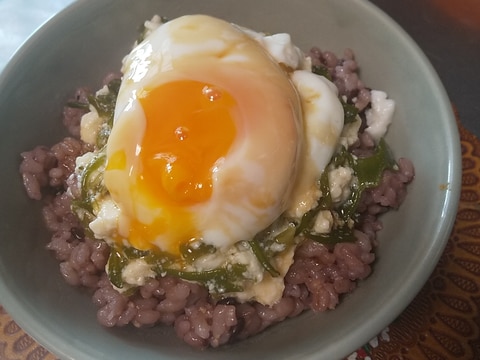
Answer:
[194,242,263,282]
[75,151,96,171]
[143,15,163,36]
[189,237,296,306]
[95,84,110,96]
[313,210,334,234]
[260,33,311,70]
[269,241,286,253]
[89,198,120,239]
[339,117,362,148]
[328,166,354,203]
[232,246,295,305]
[80,107,102,145]
[231,25,311,72]
[121,258,156,287]
[365,90,395,141]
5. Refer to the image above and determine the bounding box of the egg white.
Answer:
[286,70,344,218]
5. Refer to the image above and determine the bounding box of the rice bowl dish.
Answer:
[18,13,415,348]
[0,1,460,359]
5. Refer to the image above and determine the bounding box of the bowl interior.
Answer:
[0,0,460,359]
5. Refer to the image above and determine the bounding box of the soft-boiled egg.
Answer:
[104,15,306,255]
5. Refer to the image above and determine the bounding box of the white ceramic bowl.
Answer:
[0,0,461,359]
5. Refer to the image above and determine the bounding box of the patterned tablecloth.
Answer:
[1,118,479,360]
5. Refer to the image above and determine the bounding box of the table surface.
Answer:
[0,0,478,359]
[370,0,480,137]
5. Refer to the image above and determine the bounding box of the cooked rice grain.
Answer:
[18,49,414,348]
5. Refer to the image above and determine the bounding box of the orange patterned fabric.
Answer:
[369,121,480,360]
[1,122,479,360]
[0,306,56,360]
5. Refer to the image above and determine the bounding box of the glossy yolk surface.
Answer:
[139,80,237,206]
[107,80,237,252]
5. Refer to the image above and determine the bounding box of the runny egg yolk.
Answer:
[106,80,237,253]
[139,80,237,206]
